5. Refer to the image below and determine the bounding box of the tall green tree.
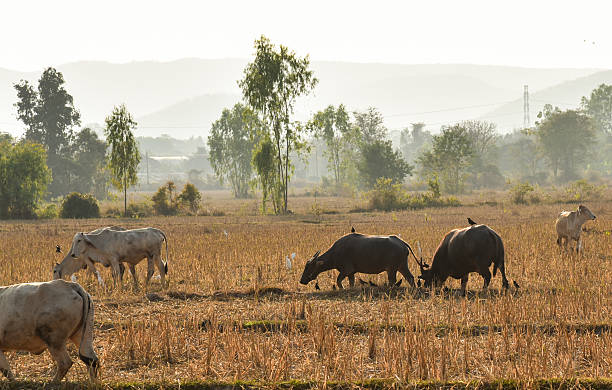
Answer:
[353,107,387,146]
[535,106,596,180]
[252,137,277,213]
[239,35,318,214]
[14,68,81,196]
[399,122,430,163]
[207,103,258,198]
[72,128,108,198]
[0,140,51,219]
[357,140,413,188]
[105,105,140,216]
[581,84,612,174]
[581,83,612,135]
[307,104,354,186]
[418,124,474,194]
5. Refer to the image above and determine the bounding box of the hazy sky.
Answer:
[1,0,611,71]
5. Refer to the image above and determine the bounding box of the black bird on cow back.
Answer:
[418,224,516,296]
[351,226,355,233]
[467,217,477,225]
[300,232,420,289]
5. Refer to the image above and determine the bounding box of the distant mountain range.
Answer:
[0,59,607,138]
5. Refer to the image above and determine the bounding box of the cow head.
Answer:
[71,232,95,259]
[299,251,322,285]
[577,205,596,221]
[418,268,443,289]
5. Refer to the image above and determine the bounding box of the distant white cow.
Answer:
[0,280,98,382]
[555,204,596,253]
[54,227,168,289]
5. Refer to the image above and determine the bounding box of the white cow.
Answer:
[55,226,134,288]
[54,227,169,289]
[0,280,98,382]
[555,204,596,253]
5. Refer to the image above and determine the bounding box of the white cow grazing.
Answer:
[0,280,98,382]
[54,227,169,289]
[555,204,596,253]
[54,226,134,288]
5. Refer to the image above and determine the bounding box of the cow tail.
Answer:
[491,231,510,288]
[159,230,169,274]
[71,283,99,374]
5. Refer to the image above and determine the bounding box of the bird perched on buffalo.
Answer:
[467,217,477,225]
[56,245,62,253]
[351,226,355,233]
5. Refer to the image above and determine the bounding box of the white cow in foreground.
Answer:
[54,227,169,289]
[555,204,596,253]
[0,280,98,382]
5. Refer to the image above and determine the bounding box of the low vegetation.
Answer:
[60,192,100,218]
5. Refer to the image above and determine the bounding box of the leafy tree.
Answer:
[418,124,474,194]
[0,140,51,219]
[251,137,277,213]
[400,122,431,163]
[307,104,354,186]
[105,104,140,216]
[353,107,387,146]
[581,83,612,135]
[239,36,318,214]
[357,140,413,188]
[535,106,596,181]
[72,128,108,196]
[207,103,258,198]
[14,68,81,196]
[581,84,612,175]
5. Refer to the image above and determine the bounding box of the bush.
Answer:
[564,179,605,202]
[509,181,535,205]
[367,177,461,211]
[60,192,100,218]
[152,181,179,216]
[127,201,154,218]
[37,204,59,219]
[178,183,202,215]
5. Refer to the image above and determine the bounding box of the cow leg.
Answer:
[398,263,416,288]
[128,264,138,291]
[109,259,123,289]
[153,254,167,288]
[576,237,582,253]
[348,273,355,288]
[145,257,155,288]
[481,268,491,290]
[0,351,15,380]
[336,273,345,289]
[387,270,397,287]
[47,345,73,382]
[460,275,469,297]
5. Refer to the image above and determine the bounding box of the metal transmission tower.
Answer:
[523,85,530,128]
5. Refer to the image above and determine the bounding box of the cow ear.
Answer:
[83,235,95,248]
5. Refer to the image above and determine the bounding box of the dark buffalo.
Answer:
[299,233,419,289]
[418,224,509,295]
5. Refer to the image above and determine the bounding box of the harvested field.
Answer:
[0,201,611,386]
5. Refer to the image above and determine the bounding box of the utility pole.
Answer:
[523,85,530,129]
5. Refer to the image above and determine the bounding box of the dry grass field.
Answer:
[0,198,611,387]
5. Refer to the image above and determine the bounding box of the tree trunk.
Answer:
[123,176,127,217]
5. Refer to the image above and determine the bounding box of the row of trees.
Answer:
[7,67,142,218]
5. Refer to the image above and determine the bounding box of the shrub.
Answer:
[509,181,535,205]
[152,181,179,216]
[127,201,154,218]
[178,183,202,215]
[367,177,461,211]
[367,178,405,211]
[564,179,605,202]
[37,204,59,219]
[60,192,100,218]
